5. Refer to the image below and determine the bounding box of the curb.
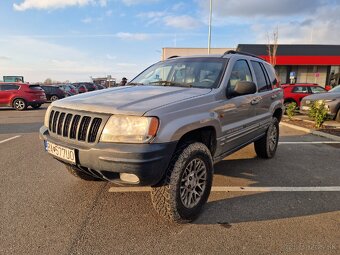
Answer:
[280,122,340,141]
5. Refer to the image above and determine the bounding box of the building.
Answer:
[237,44,340,87]
[162,45,340,87]
[162,47,234,60]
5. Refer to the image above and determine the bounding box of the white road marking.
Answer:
[108,186,340,193]
[0,135,21,144]
[279,141,340,144]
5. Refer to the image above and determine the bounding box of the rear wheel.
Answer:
[50,95,59,102]
[65,165,102,181]
[31,104,41,109]
[13,99,27,111]
[335,109,340,122]
[254,118,279,159]
[151,142,213,223]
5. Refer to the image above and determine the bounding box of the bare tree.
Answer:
[267,26,279,67]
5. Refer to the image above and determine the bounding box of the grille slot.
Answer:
[88,118,102,143]
[48,109,103,143]
[78,116,91,141]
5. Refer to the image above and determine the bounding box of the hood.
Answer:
[51,85,212,115]
[303,92,340,101]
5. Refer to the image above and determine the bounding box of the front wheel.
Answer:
[151,142,213,223]
[254,118,279,159]
[335,109,340,122]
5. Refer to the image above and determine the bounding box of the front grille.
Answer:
[48,109,103,143]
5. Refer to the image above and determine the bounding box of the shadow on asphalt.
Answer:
[0,122,43,134]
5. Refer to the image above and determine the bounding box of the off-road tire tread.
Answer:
[151,142,212,223]
[254,118,279,159]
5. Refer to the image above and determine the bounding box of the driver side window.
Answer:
[228,59,253,94]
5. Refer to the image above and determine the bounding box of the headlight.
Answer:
[100,115,159,143]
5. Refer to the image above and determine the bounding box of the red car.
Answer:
[282,83,327,107]
[0,82,47,110]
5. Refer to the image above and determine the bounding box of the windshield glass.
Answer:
[130,57,228,89]
[329,85,340,93]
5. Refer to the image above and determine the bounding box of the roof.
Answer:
[237,44,340,56]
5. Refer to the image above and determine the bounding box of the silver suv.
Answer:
[40,51,283,223]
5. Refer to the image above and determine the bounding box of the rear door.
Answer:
[217,59,257,154]
[250,61,276,134]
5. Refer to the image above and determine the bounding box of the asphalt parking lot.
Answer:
[1,105,339,255]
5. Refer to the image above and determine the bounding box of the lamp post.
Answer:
[208,0,212,54]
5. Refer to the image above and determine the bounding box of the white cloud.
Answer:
[122,0,159,6]
[13,0,107,11]
[251,5,340,44]
[115,32,149,41]
[172,2,185,11]
[163,15,200,29]
[81,17,93,24]
[106,54,116,60]
[198,0,330,17]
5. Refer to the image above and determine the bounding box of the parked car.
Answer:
[0,82,46,110]
[40,85,66,102]
[282,83,327,108]
[300,85,340,121]
[96,84,106,90]
[58,84,78,96]
[72,82,96,93]
[40,51,283,223]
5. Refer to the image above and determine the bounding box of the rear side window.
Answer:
[292,86,309,93]
[264,63,278,88]
[0,84,20,91]
[29,85,42,90]
[251,61,271,92]
[309,86,326,94]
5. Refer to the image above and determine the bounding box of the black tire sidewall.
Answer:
[266,118,279,158]
[173,144,213,221]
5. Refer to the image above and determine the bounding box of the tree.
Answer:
[44,78,52,85]
[267,26,279,67]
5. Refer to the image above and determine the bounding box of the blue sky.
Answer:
[0,0,339,82]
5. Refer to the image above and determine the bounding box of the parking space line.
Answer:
[279,141,340,144]
[0,135,21,144]
[108,186,340,193]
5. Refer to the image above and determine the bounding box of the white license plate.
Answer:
[301,106,310,111]
[47,141,76,164]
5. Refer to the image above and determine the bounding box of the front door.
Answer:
[216,59,257,155]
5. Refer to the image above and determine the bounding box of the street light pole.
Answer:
[208,0,212,54]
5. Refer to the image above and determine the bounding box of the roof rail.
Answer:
[221,50,263,60]
[167,55,179,59]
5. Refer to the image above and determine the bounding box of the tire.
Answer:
[335,109,340,122]
[65,165,102,181]
[13,99,27,111]
[151,142,213,223]
[254,117,279,159]
[31,104,41,109]
[50,95,59,102]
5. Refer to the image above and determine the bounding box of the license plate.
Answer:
[301,106,310,111]
[46,141,76,164]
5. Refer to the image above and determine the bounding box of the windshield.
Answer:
[130,57,228,89]
[329,85,340,93]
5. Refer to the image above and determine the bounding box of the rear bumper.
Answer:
[27,100,46,105]
[39,126,177,186]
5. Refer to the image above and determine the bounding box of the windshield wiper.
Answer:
[149,80,192,88]
[128,82,144,85]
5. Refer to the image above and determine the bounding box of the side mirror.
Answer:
[230,81,257,97]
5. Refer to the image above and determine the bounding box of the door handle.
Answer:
[271,94,278,99]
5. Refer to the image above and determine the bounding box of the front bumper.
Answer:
[39,126,177,186]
